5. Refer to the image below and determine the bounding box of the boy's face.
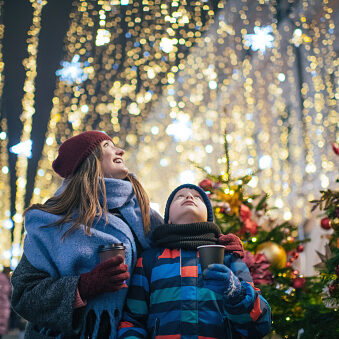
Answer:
[168,188,208,224]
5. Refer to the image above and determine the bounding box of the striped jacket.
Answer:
[118,248,271,339]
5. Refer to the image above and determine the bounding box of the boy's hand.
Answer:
[203,264,244,304]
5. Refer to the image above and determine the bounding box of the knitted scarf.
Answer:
[152,222,221,250]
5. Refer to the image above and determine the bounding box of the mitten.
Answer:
[78,256,130,300]
[203,264,245,304]
[218,233,245,258]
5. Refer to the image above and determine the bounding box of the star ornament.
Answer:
[314,244,334,271]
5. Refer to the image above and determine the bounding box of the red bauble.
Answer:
[331,142,339,156]
[320,217,331,230]
[199,179,213,191]
[293,277,306,289]
[297,244,304,252]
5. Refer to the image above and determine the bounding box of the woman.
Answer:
[11,131,163,339]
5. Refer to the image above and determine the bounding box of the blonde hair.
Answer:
[24,145,150,238]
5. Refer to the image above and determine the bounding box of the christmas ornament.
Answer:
[320,217,331,230]
[331,218,339,231]
[199,179,213,191]
[314,244,334,271]
[256,241,287,269]
[293,277,306,289]
[212,189,241,216]
[331,142,339,156]
[322,281,339,309]
[296,244,304,252]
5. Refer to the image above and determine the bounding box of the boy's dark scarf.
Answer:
[152,222,221,250]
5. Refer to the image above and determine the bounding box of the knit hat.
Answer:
[164,183,214,223]
[52,131,112,178]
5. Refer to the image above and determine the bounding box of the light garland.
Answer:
[11,0,47,267]
[127,0,338,220]
[0,0,12,268]
[32,0,222,206]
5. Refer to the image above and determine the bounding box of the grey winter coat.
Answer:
[11,254,81,338]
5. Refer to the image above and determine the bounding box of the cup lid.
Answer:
[197,245,226,249]
[98,243,125,252]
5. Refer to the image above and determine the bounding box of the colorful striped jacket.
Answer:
[118,247,271,339]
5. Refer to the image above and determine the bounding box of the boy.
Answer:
[118,184,271,338]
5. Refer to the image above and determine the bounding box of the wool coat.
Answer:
[11,178,163,339]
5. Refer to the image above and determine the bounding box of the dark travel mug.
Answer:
[98,243,126,263]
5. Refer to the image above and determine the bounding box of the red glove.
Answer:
[218,233,245,258]
[78,256,130,300]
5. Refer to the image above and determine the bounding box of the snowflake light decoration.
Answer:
[56,55,88,84]
[166,119,192,142]
[9,140,33,158]
[244,25,274,53]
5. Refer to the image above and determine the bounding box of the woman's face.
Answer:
[100,140,129,179]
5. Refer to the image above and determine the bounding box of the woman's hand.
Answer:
[218,233,245,258]
[78,256,130,300]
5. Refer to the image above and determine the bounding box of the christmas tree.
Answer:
[197,135,339,338]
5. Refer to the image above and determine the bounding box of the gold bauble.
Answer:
[256,241,287,269]
[330,218,339,232]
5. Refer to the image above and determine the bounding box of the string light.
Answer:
[0,0,12,268]
[127,0,337,218]
[31,0,222,208]
[12,0,47,267]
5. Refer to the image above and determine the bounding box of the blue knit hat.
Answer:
[164,183,214,223]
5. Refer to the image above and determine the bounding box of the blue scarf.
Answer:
[23,178,161,338]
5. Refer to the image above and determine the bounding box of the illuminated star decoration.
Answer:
[244,25,274,53]
[56,54,88,84]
